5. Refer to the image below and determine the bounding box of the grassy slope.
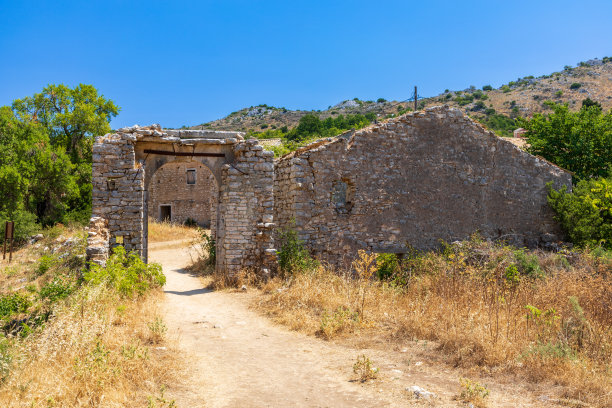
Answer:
[0,225,180,407]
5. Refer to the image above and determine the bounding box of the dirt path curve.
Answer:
[150,243,557,408]
[150,244,395,408]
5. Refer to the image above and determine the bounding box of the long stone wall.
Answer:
[88,106,572,275]
[274,106,572,266]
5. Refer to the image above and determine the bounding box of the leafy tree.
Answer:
[0,107,77,228]
[482,85,493,91]
[518,102,612,180]
[12,84,119,159]
[548,177,612,248]
[295,114,321,137]
[10,84,119,223]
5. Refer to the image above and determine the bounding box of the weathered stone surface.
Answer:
[148,161,217,227]
[274,106,572,267]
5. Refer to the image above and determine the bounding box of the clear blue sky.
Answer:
[1,0,611,129]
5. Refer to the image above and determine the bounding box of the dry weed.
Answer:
[148,218,200,243]
[0,286,179,407]
[254,241,611,407]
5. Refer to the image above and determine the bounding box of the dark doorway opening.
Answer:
[160,205,171,222]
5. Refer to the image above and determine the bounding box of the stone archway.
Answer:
[88,125,276,275]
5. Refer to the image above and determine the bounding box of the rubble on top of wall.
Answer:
[102,124,245,145]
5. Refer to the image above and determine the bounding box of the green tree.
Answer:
[518,102,612,180]
[11,84,119,222]
[0,107,77,227]
[11,84,119,159]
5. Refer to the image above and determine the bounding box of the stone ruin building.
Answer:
[86,106,572,274]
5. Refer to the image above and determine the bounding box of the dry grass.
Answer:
[0,285,179,407]
[250,240,611,407]
[0,224,182,407]
[148,218,200,243]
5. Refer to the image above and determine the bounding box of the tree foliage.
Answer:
[12,84,119,159]
[285,112,374,142]
[0,107,78,229]
[1,84,118,232]
[548,178,612,249]
[519,102,612,180]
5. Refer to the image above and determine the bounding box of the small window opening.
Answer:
[107,179,116,190]
[186,169,196,185]
[331,179,354,214]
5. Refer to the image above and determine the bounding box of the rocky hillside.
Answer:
[192,57,612,135]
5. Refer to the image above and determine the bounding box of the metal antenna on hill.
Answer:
[414,86,418,112]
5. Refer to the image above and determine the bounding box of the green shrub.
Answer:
[376,253,399,280]
[513,249,543,278]
[276,225,318,276]
[570,82,582,90]
[548,178,612,248]
[36,255,56,277]
[39,277,73,303]
[501,85,511,93]
[482,85,493,91]
[200,230,216,266]
[0,293,31,319]
[84,246,165,298]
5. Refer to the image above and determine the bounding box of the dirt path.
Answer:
[150,244,558,408]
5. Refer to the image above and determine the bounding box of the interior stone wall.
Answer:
[274,106,573,267]
[148,161,217,227]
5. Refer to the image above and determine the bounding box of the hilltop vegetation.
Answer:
[192,56,612,140]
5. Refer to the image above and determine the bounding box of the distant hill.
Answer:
[189,57,612,137]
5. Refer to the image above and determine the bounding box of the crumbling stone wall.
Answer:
[91,130,145,256]
[85,217,110,266]
[148,161,217,227]
[216,139,276,274]
[274,106,572,266]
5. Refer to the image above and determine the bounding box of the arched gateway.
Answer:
[86,124,276,274]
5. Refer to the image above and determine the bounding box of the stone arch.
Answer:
[147,160,219,228]
[89,126,276,276]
